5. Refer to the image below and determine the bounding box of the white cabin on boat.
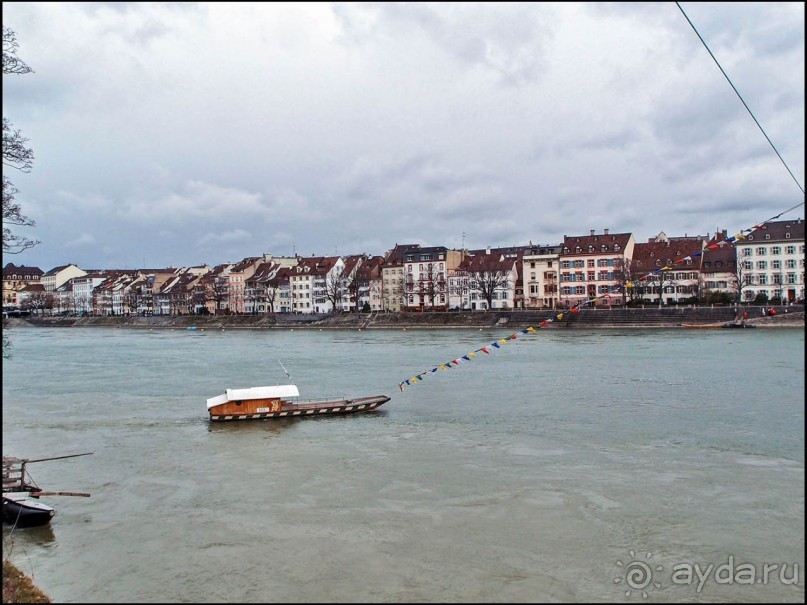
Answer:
[206,384,300,417]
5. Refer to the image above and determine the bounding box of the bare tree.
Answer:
[732,259,754,304]
[123,288,142,316]
[3,27,38,255]
[212,278,229,314]
[324,266,346,311]
[646,268,676,308]
[345,258,371,312]
[417,263,445,309]
[20,290,51,316]
[265,277,281,313]
[468,267,509,310]
[611,258,631,305]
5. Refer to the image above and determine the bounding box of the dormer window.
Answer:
[601,245,607,252]
[765,234,770,240]
[588,246,594,252]
[575,246,582,253]
[614,245,621,252]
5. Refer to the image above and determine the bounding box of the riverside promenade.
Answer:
[5,306,803,330]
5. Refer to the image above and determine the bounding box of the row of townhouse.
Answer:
[5,220,804,315]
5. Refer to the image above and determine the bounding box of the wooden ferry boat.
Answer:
[206,384,391,421]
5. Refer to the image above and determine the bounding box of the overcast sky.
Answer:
[3,2,804,272]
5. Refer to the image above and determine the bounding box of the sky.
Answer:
[2,2,804,272]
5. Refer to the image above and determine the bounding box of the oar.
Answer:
[24,452,94,464]
[33,491,91,497]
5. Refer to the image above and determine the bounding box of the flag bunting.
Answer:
[397,294,610,390]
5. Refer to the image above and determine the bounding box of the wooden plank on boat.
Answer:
[35,491,91,497]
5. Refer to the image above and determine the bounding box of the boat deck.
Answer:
[286,395,389,411]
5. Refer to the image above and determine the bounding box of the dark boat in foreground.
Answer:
[2,453,92,527]
[2,492,55,527]
[206,384,391,421]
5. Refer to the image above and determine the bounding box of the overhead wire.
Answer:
[675,2,805,196]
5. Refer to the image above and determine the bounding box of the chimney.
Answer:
[486,246,491,255]
[604,228,609,235]
[590,229,595,236]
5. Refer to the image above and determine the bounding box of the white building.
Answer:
[735,219,805,303]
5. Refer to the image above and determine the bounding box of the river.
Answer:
[2,326,804,602]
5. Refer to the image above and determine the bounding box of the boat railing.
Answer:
[288,395,351,408]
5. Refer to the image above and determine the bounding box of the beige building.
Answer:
[3,262,43,306]
[560,229,635,307]
[521,244,562,309]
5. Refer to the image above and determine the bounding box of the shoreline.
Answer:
[4,307,803,331]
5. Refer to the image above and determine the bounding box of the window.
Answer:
[786,246,796,254]
[772,260,781,269]
[757,247,767,255]
[786,259,796,269]
[772,246,781,255]
[757,261,767,270]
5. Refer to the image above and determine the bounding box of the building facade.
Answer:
[735,219,805,303]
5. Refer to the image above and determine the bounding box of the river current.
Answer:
[2,326,804,602]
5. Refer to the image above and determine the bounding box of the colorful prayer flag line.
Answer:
[397,295,610,391]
